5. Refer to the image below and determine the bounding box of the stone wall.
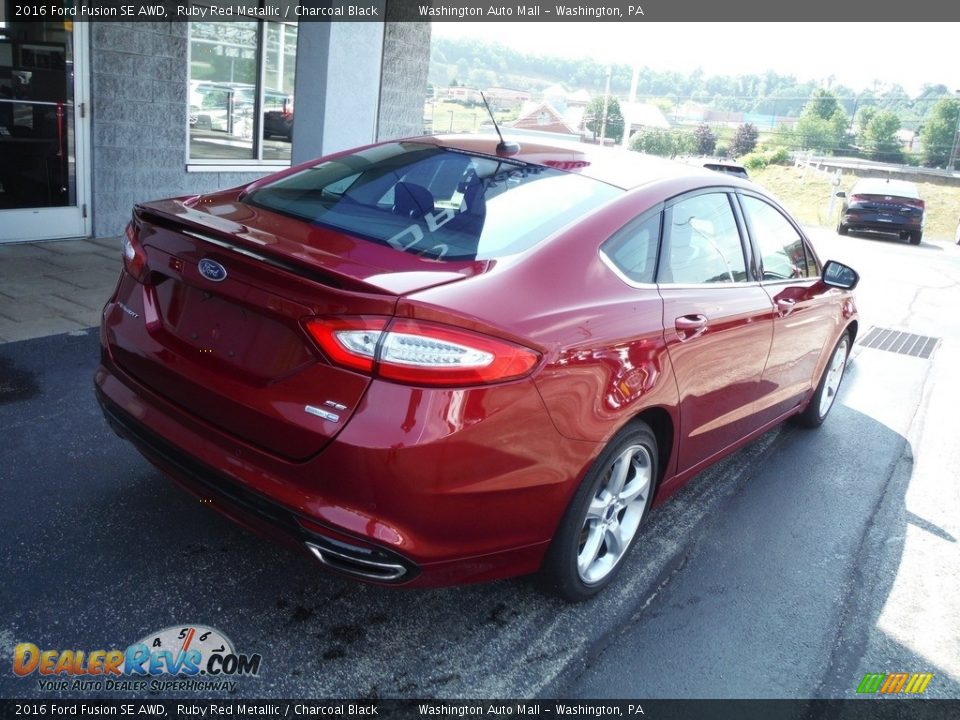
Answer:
[378,20,432,141]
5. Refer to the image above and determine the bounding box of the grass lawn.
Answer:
[751,164,960,241]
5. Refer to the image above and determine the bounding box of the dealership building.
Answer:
[0,5,431,243]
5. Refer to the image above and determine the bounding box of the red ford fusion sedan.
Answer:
[95,135,859,601]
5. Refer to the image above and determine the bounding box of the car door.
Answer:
[657,191,775,474]
[737,192,839,424]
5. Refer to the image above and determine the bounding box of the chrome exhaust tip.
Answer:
[305,540,411,583]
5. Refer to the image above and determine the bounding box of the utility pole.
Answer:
[948,91,960,172]
[622,61,640,148]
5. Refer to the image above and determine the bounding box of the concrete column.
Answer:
[291,22,385,164]
[378,22,431,141]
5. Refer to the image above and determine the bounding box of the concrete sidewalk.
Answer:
[0,237,121,343]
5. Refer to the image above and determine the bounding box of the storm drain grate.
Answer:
[859,327,940,359]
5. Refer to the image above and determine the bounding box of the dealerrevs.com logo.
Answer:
[12,625,262,693]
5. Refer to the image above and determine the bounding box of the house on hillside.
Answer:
[509,101,580,136]
[621,102,671,141]
[541,83,571,113]
[566,89,591,107]
[483,87,531,111]
[447,86,483,105]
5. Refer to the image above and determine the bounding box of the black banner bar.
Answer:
[2,700,960,720]
[6,0,960,22]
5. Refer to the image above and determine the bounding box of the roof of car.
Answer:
[852,178,921,198]
[420,133,730,191]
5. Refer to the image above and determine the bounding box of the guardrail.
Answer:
[796,152,960,182]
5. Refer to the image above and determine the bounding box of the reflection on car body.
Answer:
[95,135,859,601]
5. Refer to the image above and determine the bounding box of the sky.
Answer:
[432,23,958,96]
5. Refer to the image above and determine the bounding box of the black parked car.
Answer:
[837,178,924,245]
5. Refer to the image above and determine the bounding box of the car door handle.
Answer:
[675,314,708,339]
[777,298,797,317]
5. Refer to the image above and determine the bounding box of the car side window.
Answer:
[600,212,661,285]
[659,193,748,284]
[740,195,810,280]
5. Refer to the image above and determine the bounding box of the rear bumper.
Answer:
[95,339,598,587]
[841,210,922,235]
[97,392,420,583]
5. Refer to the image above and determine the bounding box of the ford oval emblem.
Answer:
[198,258,227,282]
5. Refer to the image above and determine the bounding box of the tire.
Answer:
[796,332,850,429]
[837,221,849,236]
[539,422,658,602]
[909,231,922,245]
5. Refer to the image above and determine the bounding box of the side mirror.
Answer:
[834,191,847,198]
[822,260,859,290]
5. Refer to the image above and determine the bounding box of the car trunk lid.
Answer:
[105,193,484,460]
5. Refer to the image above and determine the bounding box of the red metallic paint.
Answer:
[95,134,857,588]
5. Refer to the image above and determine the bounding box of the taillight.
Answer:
[304,316,387,374]
[304,316,540,387]
[122,220,147,281]
[904,198,925,212]
[848,194,866,205]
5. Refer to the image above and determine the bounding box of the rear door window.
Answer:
[658,193,748,284]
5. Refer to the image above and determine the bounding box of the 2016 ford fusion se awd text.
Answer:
[95,135,859,601]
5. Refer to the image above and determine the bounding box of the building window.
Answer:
[188,20,297,164]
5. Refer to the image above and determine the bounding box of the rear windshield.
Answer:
[244,142,623,260]
[853,179,921,199]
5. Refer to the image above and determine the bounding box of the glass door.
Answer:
[0,12,90,243]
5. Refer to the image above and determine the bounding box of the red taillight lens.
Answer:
[304,316,388,374]
[848,194,866,205]
[904,198,925,211]
[304,316,540,387]
[122,220,147,281]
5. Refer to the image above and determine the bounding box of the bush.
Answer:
[767,147,791,165]
[730,123,759,157]
[672,131,697,156]
[629,128,675,157]
[740,152,768,171]
[740,147,791,170]
[694,124,717,156]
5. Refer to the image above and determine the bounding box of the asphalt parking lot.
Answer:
[1,229,958,700]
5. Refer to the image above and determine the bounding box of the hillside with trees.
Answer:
[430,36,954,142]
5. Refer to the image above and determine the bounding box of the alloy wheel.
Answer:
[819,336,849,419]
[577,443,653,584]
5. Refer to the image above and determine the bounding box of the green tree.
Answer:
[794,90,848,153]
[863,111,902,161]
[854,106,878,146]
[920,98,960,168]
[731,123,759,156]
[585,96,625,141]
[693,123,717,155]
[808,88,841,121]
